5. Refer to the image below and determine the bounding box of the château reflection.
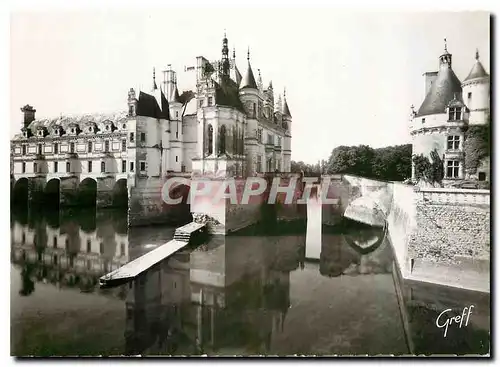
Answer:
[11,208,128,296]
[124,234,303,356]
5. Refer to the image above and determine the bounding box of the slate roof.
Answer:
[464,59,489,82]
[417,66,463,117]
[239,61,257,90]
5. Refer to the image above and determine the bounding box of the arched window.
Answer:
[219,125,226,154]
[207,124,213,155]
[253,103,256,118]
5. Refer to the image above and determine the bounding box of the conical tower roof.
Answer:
[464,50,489,82]
[173,85,181,103]
[239,48,257,90]
[417,63,462,117]
[282,89,291,117]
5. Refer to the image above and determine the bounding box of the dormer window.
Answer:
[23,131,27,138]
[422,118,426,124]
[38,130,43,136]
[208,97,213,106]
[71,128,75,134]
[89,127,92,132]
[449,107,462,121]
[105,125,109,131]
[122,123,126,129]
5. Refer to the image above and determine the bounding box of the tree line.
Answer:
[291,144,412,181]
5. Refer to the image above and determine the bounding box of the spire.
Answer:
[221,31,230,76]
[464,48,489,82]
[282,87,291,117]
[257,69,263,91]
[444,38,448,53]
[276,94,282,112]
[268,80,273,90]
[152,67,158,92]
[239,46,257,89]
[233,46,236,59]
[173,84,181,103]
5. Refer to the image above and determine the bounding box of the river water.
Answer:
[10,207,490,356]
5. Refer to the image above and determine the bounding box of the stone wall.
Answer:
[386,183,417,278]
[409,200,490,264]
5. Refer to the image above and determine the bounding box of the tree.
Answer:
[326,145,375,177]
[412,148,443,184]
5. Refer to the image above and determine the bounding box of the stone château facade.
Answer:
[409,42,490,184]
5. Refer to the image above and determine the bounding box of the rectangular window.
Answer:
[122,160,126,173]
[199,99,204,108]
[478,172,486,181]
[208,96,213,106]
[176,111,179,119]
[34,162,38,173]
[422,118,426,124]
[175,156,178,162]
[101,161,105,173]
[140,161,146,172]
[130,132,135,142]
[88,141,92,152]
[257,129,263,143]
[105,141,110,152]
[70,142,75,153]
[446,160,460,178]
[54,143,59,154]
[468,92,472,99]
[130,161,134,172]
[22,145,26,155]
[99,242,104,254]
[449,107,462,121]
[87,239,91,253]
[122,140,126,152]
[88,161,92,173]
[129,105,134,116]
[38,144,43,155]
[140,133,146,142]
[53,237,57,248]
[66,162,71,172]
[447,135,460,150]
[54,162,58,172]
[267,134,273,145]
[278,137,282,147]
[256,155,262,173]
[22,162,26,173]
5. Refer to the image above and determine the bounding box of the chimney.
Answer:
[423,72,438,97]
[20,105,36,128]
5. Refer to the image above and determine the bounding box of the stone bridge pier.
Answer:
[96,176,115,208]
[60,176,79,207]
[27,176,46,207]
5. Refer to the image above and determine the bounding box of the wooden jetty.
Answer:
[99,222,206,288]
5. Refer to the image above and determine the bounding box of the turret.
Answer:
[239,48,259,119]
[462,49,490,125]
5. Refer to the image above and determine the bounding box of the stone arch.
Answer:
[44,178,61,209]
[78,178,97,208]
[112,179,128,208]
[12,178,29,207]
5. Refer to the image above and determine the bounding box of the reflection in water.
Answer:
[10,203,490,356]
[11,208,129,296]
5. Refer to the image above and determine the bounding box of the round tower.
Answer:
[462,49,490,125]
[410,41,465,182]
[239,48,260,119]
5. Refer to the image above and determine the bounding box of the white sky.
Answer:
[10,10,489,164]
